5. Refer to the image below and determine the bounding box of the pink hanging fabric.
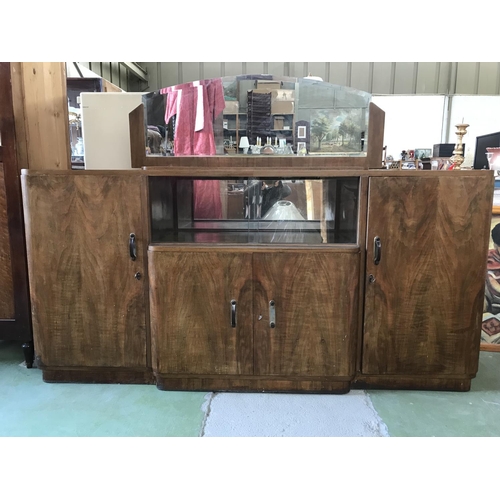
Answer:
[160,79,225,220]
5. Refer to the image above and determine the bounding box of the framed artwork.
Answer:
[309,108,363,154]
[481,213,500,351]
[297,126,307,139]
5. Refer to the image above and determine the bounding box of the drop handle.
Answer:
[230,300,237,328]
[374,236,381,265]
[129,233,137,261]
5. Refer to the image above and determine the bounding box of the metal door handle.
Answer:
[269,300,276,328]
[230,300,237,328]
[374,236,381,265]
[129,233,137,261]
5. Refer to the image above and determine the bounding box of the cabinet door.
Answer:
[253,251,359,377]
[363,176,493,376]
[22,174,147,369]
[149,249,253,375]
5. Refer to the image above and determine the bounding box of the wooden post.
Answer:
[11,62,71,170]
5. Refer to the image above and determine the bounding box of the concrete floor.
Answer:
[1,340,499,437]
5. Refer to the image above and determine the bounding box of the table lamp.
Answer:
[239,136,249,154]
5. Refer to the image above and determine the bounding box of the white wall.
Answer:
[371,95,446,159]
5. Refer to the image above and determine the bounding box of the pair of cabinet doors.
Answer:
[22,173,492,382]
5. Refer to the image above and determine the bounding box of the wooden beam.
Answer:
[19,62,71,170]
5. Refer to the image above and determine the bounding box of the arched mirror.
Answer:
[142,74,371,157]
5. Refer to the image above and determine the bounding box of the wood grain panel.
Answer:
[149,250,253,375]
[20,62,71,170]
[0,62,32,341]
[367,102,385,169]
[0,165,15,318]
[254,251,359,377]
[363,175,494,376]
[22,174,147,368]
[156,375,350,393]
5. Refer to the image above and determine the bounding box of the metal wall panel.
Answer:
[456,62,478,94]
[268,62,287,77]
[372,62,392,94]
[478,62,500,95]
[245,62,265,75]
[306,62,328,81]
[161,63,180,89]
[351,62,371,92]
[203,62,223,80]
[182,62,201,85]
[224,62,244,77]
[394,62,416,94]
[125,61,500,95]
[416,62,438,94]
[328,62,349,86]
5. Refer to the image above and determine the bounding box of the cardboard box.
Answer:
[272,100,295,115]
[256,80,281,90]
[272,89,295,101]
[223,100,239,114]
[274,116,285,130]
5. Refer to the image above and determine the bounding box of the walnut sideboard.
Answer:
[21,166,494,393]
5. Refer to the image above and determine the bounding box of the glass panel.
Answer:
[142,75,371,158]
[149,177,359,245]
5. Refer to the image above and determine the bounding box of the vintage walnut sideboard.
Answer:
[20,79,495,393]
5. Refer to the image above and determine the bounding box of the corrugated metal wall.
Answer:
[77,62,500,95]
[77,62,147,92]
[137,62,500,95]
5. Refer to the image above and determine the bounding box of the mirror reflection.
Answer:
[150,177,359,244]
[143,75,371,157]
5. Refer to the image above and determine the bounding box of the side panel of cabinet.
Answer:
[149,249,253,375]
[363,175,493,376]
[22,174,148,369]
[253,251,360,377]
[0,165,15,319]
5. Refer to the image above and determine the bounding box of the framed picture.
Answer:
[297,126,307,139]
[308,108,363,154]
[297,142,306,152]
[481,213,500,351]
[414,148,432,160]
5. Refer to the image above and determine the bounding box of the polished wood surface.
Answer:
[42,367,154,385]
[0,165,15,318]
[149,250,254,375]
[353,375,471,392]
[144,167,494,179]
[363,175,494,376]
[0,62,32,342]
[253,251,359,377]
[129,104,146,169]
[22,173,148,368]
[156,375,350,393]
[366,103,385,169]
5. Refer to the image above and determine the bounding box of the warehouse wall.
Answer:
[137,62,500,95]
[77,62,146,92]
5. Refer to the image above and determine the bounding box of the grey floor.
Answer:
[1,340,500,437]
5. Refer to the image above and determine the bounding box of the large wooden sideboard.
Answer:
[21,166,494,393]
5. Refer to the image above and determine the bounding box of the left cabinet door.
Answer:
[22,173,148,371]
[149,249,254,377]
